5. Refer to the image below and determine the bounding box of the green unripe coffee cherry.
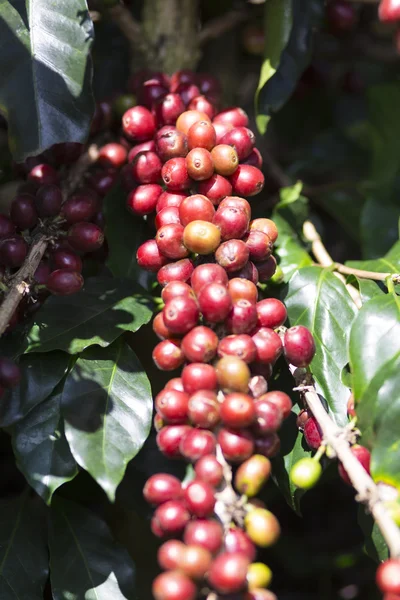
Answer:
[290,457,322,490]
[244,508,280,547]
[234,455,271,497]
[113,94,137,120]
[247,562,273,590]
[268,264,284,285]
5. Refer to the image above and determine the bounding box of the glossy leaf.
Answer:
[0,351,69,427]
[284,266,357,426]
[346,240,400,274]
[62,338,153,501]
[13,390,78,504]
[104,184,156,290]
[49,497,136,600]
[349,293,400,487]
[25,276,153,354]
[358,505,388,563]
[0,0,94,161]
[0,490,48,599]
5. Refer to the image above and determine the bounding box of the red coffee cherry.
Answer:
[197,73,221,97]
[165,378,185,392]
[176,110,211,135]
[180,428,217,461]
[157,540,185,570]
[154,93,185,126]
[0,215,16,238]
[156,223,188,259]
[297,409,309,431]
[224,527,256,561]
[326,0,358,34]
[179,194,215,225]
[304,417,323,450]
[128,140,157,163]
[187,120,216,150]
[191,263,228,295]
[229,165,264,196]
[214,106,248,126]
[10,194,38,230]
[211,144,239,176]
[376,559,400,594]
[157,425,192,458]
[131,151,162,184]
[153,500,191,535]
[254,432,281,458]
[338,445,371,486]
[183,480,216,517]
[194,455,223,487]
[256,256,277,282]
[217,427,254,462]
[183,220,221,255]
[188,390,220,428]
[215,239,249,273]
[143,473,182,505]
[155,206,181,229]
[253,399,283,434]
[208,552,250,594]
[153,312,174,340]
[218,334,257,364]
[89,169,118,197]
[250,218,279,243]
[137,79,168,108]
[252,328,283,364]
[256,298,287,329]
[156,191,188,212]
[220,393,256,428]
[178,544,212,580]
[244,230,272,262]
[67,222,104,252]
[46,270,84,296]
[220,126,255,160]
[243,147,263,169]
[128,184,163,216]
[153,340,185,372]
[197,282,232,323]
[347,393,356,418]
[136,239,170,272]
[259,391,292,419]
[284,325,316,367]
[155,128,188,162]
[228,278,258,303]
[35,185,63,217]
[98,143,128,169]
[0,236,28,267]
[184,519,223,554]
[216,355,251,393]
[186,147,214,180]
[182,363,217,394]
[213,206,249,240]
[155,388,189,423]
[198,173,232,204]
[157,259,194,286]
[28,163,59,186]
[33,260,51,284]
[161,281,195,304]
[188,95,216,119]
[162,157,191,190]
[62,192,98,224]
[181,326,219,362]
[0,357,21,388]
[226,299,258,335]
[219,195,251,219]
[163,295,199,335]
[122,106,156,141]
[213,121,234,144]
[175,82,201,106]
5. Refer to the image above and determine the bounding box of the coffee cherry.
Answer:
[191,263,228,295]
[194,455,223,486]
[218,427,254,462]
[34,260,51,284]
[143,473,182,505]
[46,269,84,296]
[155,128,189,162]
[304,416,323,450]
[254,433,281,458]
[284,325,316,367]
[128,184,163,216]
[67,222,104,252]
[162,281,195,304]
[296,409,309,431]
[218,334,257,364]
[180,428,217,461]
[165,378,185,392]
[122,106,156,141]
[162,157,191,191]
[244,508,280,547]
[184,519,223,554]
[256,298,287,329]
[138,78,168,108]
[156,224,188,259]
[183,220,221,254]
[198,174,232,204]
[10,194,38,230]
[154,93,185,126]
[290,457,322,489]
[216,356,250,393]
[157,259,194,286]
[128,140,157,163]
[220,127,255,160]
[163,295,199,334]
[187,120,216,151]
[214,107,249,128]
[244,231,272,262]
[257,256,277,282]
[376,559,400,594]
[228,278,258,304]
[260,390,292,419]
[224,528,256,561]
[157,425,191,458]
[35,185,62,217]
[179,544,212,580]
[181,326,218,362]
[326,0,358,34]
[249,219,278,243]
[247,563,273,591]
[347,393,356,418]
[235,455,271,497]
[0,236,28,267]
[176,110,211,135]
[89,169,118,197]
[229,165,264,196]
[157,540,185,570]
[153,340,185,372]
[182,363,217,394]
[155,206,181,229]
[226,300,258,335]
[338,445,371,486]
[179,194,215,225]
[153,499,190,535]
[175,82,201,106]
[62,192,98,224]
[188,95,216,119]
[131,151,162,184]
[188,390,220,428]
[183,480,216,517]
[252,328,283,364]
[0,215,16,238]
[213,121,234,144]
[186,148,214,180]
[152,570,196,600]
[197,282,232,323]
[213,206,249,240]
[211,144,239,176]
[216,239,249,273]
[98,143,128,168]
[28,163,59,186]
[253,399,282,434]
[379,0,400,22]
[220,393,256,428]
[208,552,250,594]
[0,357,21,387]
[153,312,174,340]
[137,239,170,272]
[243,147,263,169]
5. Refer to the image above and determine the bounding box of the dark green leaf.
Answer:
[0,351,69,427]
[313,189,365,243]
[349,293,400,487]
[0,0,94,161]
[13,390,78,504]
[284,266,357,426]
[356,278,385,303]
[62,338,153,501]
[25,276,153,354]
[49,497,136,600]
[256,0,324,133]
[358,505,388,563]
[104,184,156,290]
[346,240,400,274]
[360,199,399,259]
[0,490,48,599]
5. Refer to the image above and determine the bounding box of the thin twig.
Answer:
[335,263,400,284]
[198,9,249,45]
[289,364,400,558]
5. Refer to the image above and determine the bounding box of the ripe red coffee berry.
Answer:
[180,428,217,461]
[191,263,228,295]
[214,107,249,128]
[154,93,185,126]
[162,157,191,190]
[228,278,258,303]
[155,388,189,423]
[255,433,281,458]
[220,393,256,428]
[0,357,21,387]
[67,222,104,252]
[197,282,232,323]
[163,295,199,334]
[156,191,188,213]
[253,399,283,434]
[33,261,51,285]
[226,299,258,335]
[131,151,162,184]
[179,194,215,225]
[138,78,168,108]
[0,237,28,267]
[183,220,221,254]
[155,128,188,162]
[156,223,188,259]
[176,110,211,135]
[157,425,191,458]
[186,147,214,180]
[198,173,232,204]
[153,500,191,535]
[243,147,263,169]
[229,165,264,196]
[220,126,255,160]
[208,552,250,594]
[181,326,218,362]
[244,230,272,262]
[136,239,170,272]
[188,95,216,119]
[195,455,223,487]
[182,363,217,394]
[252,328,283,364]
[379,0,400,22]
[175,82,201,106]
[224,528,256,561]
[215,239,249,273]
[219,195,251,218]
[211,144,239,176]
[157,540,185,570]
[122,106,156,141]
[216,355,251,393]
[218,334,257,364]
[143,473,182,505]
[98,143,128,169]
[35,185,62,217]
[188,390,220,428]
[184,519,223,554]
[128,184,163,216]
[28,163,59,186]
[152,340,185,371]
[161,281,195,304]
[0,215,15,238]
[376,559,400,594]
[62,192,98,224]
[10,194,38,230]
[256,298,287,329]
[259,390,292,420]
[179,544,212,580]
[184,480,216,517]
[46,270,84,296]
[304,417,323,450]
[155,206,181,229]
[157,259,194,286]
[187,120,216,150]
[284,325,316,367]
[153,312,174,340]
[256,256,277,282]
[128,140,156,164]
[250,218,278,243]
[213,206,249,240]
[338,445,371,486]
[165,378,184,392]
[217,427,254,462]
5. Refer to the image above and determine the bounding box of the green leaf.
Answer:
[356,278,385,303]
[272,215,312,283]
[13,390,78,504]
[360,199,399,259]
[25,276,153,354]
[313,189,365,243]
[349,293,400,488]
[0,0,94,162]
[276,181,303,209]
[256,0,324,133]
[358,505,389,563]
[0,351,69,426]
[346,240,400,275]
[0,490,48,599]
[62,338,153,501]
[284,266,357,426]
[104,184,156,290]
[49,497,136,600]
